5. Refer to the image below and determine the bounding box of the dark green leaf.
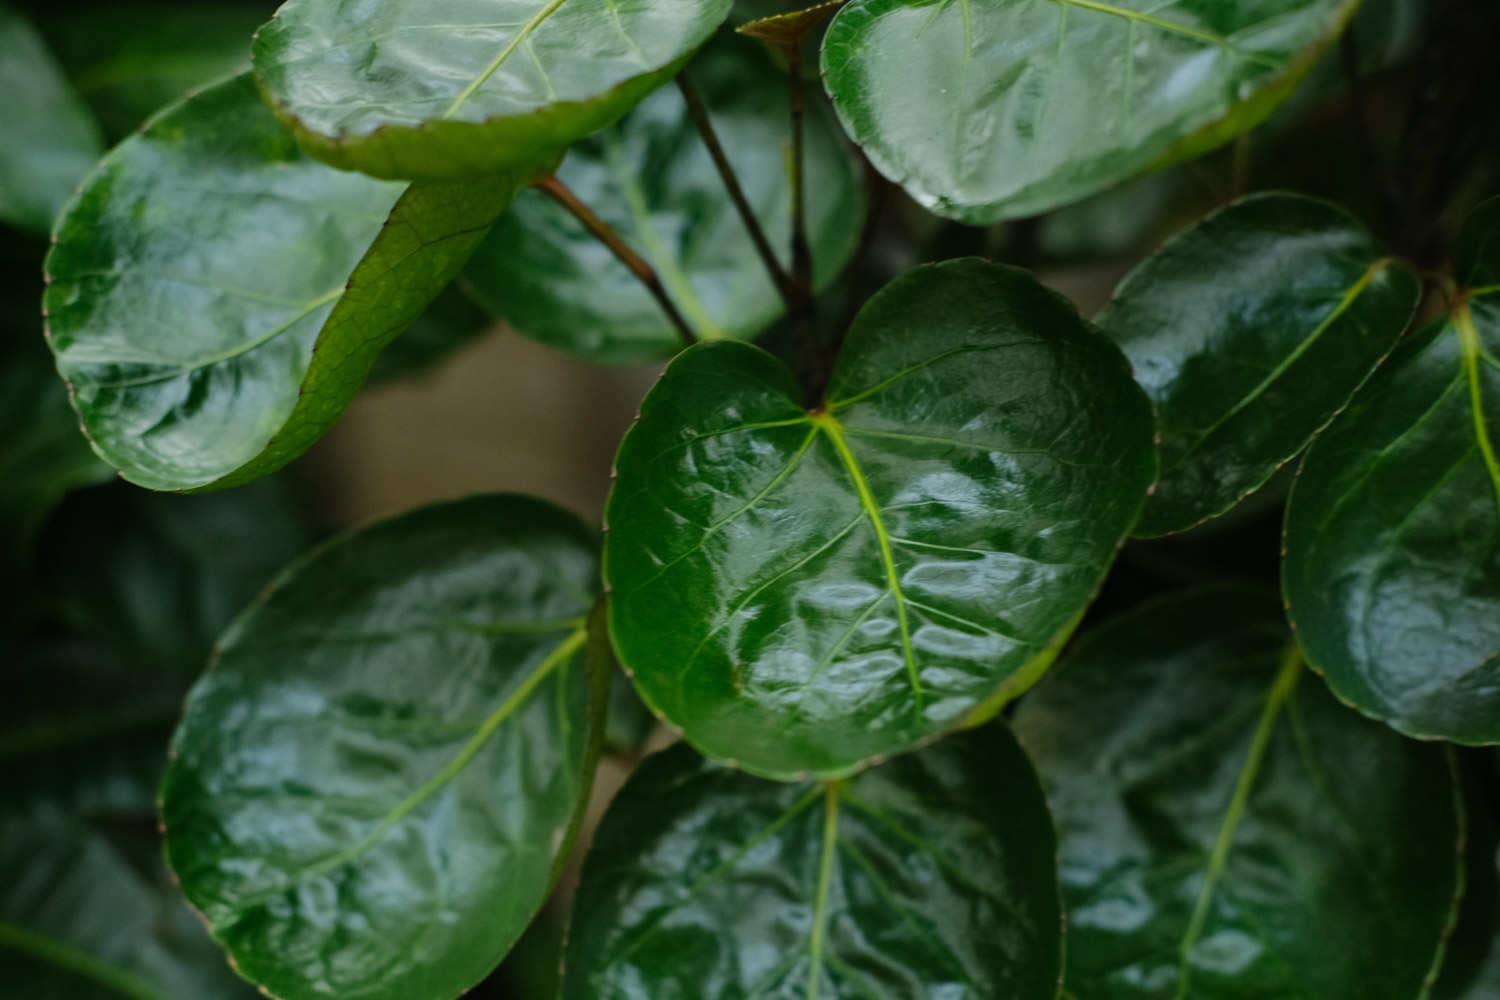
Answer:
[562,725,1061,999]
[44,72,532,492]
[160,494,610,1000]
[463,37,863,362]
[604,258,1156,779]
[251,0,733,181]
[0,3,103,233]
[1282,319,1500,739]
[1015,587,1463,999]
[820,0,1357,223]
[40,3,263,139]
[0,633,253,1000]
[1097,192,1420,536]
[0,294,110,585]
[39,477,314,678]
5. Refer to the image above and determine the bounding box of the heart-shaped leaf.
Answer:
[820,0,1357,223]
[604,258,1156,779]
[0,4,103,234]
[252,0,733,181]
[1283,198,1500,743]
[44,72,533,493]
[159,494,610,1000]
[1014,587,1463,999]
[562,724,1061,998]
[1097,192,1420,536]
[463,36,863,362]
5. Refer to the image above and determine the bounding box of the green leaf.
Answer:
[39,477,314,678]
[820,0,1358,223]
[40,3,263,139]
[251,0,733,181]
[44,72,533,493]
[463,37,863,362]
[0,3,103,233]
[0,629,254,999]
[561,725,1061,998]
[1282,202,1500,742]
[1014,587,1464,1000]
[604,258,1156,779]
[1096,192,1420,536]
[159,494,610,1000]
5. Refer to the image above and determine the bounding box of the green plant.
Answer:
[4,0,1500,997]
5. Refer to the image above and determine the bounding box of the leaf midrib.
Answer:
[1044,0,1281,68]
[0,922,169,1000]
[810,410,923,706]
[1168,257,1393,476]
[227,627,586,908]
[1174,647,1302,999]
[442,0,571,119]
[1455,300,1500,512]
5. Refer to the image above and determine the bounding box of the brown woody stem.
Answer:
[535,175,696,348]
[676,73,798,310]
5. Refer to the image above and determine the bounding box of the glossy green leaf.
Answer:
[820,0,1358,223]
[1,633,253,1000]
[44,72,532,493]
[0,3,103,234]
[562,725,1061,999]
[251,0,733,181]
[160,494,610,1000]
[1097,192,1420,536]
[39,477,314,678]
[41,3,263,139]
[1015,587,1463,1000]
[604,258,1156,779]
[463,37,862,362]
[1282,200,1500,743]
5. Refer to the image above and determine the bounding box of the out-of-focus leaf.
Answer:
[0,3,102,233]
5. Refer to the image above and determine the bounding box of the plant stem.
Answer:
[785,44,814,303]
[1339,26,1396,236]
[534,175,696,348]
[676,73,798,310]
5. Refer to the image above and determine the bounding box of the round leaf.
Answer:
[0,3,103,233]
[1283,314,1500,740]
[820,0,1358,223]
[1015,587,1463,999]
[463,37,863,362]
[562,725,1061,998]
[43,72,531,493]
[252,0,733,181]
[1097,192,1420,536]
[159,494,610,1000]
[604,258,1156,779]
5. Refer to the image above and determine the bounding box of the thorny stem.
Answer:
[534,175,696,348]
[676,73,799,311]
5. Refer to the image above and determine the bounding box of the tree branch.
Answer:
[534,175,696,348]
[676,73,798,310]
